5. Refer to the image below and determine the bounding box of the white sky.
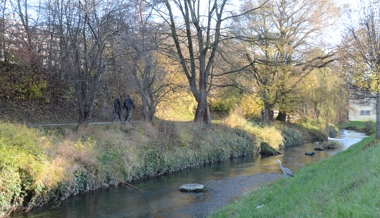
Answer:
[317,0,361,46]
[235,0,361,47]
[6,0,362,46]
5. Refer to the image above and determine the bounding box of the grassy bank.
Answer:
[0,113,329,217]
[0,120,257,217]
[210,133,379,217]
[340,120,375,135]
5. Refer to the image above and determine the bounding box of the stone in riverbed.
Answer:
[305,151,316,156]
[179,183,205,192]
[314,147,324,151]
[259,142,281,156]
[322,142,339,149]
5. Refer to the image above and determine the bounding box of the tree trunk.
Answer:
[78,110,90,124]
[141,97,155,122]
[194,91,212,125]
[276,111,287,122]
[76,78,99,125]
[376,92,380,139]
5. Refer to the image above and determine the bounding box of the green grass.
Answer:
[210,134,380,217]
[339,121,368,129]
[340,121,375,135]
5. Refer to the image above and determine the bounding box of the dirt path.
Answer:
[27,120,141,127]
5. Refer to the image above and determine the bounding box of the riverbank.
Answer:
[0,114,329,217]
[210,131,378,217]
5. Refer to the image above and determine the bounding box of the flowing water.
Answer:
[11,130,367,218]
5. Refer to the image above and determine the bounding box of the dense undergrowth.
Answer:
[0,111,330,217]
[210,126,379,217]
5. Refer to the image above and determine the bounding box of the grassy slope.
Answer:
[0,119,260,217]
[0,95,341,217]
[210,134,380,217]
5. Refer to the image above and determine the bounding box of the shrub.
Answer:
[281,128,305,147]
[241,94,262,119]
[222,108,283,151]
[0,62,47,100]
[340,121,375,134]
[259,142,280,155]
[307,129,328,142]
[295,119,328,142]
[364,121,375,135]
[136,122,257,178]
[157,121,179,146]
[97,142,130,184]
[0,123,64,216]
[328,125,338,138]
[323,142,339,149]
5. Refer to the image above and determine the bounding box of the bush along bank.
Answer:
[0,118,327,217]
[248,124,327,155]
[340,120,376,135]
[220,112,328,155]
[0,121,257,217]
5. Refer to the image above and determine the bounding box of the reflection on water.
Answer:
[11,130,367,218]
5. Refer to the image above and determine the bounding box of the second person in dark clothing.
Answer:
[113,97,122,121]
[123,94,135,122]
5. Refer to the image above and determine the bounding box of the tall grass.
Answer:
[0,123,65,216]
[1,112,329,217]
[0,121,256,217]
[222,109,325,151]
[136,121,257,177]
[210,134,380,218]
[295,118,329,141]
[221,108,283,150]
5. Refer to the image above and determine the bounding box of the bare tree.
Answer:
[344,0,380,138]
[8,0,40,64]
[45,0,129,124]
[0,0,7,61]
[151,0,262,125]
[117,1,174,122]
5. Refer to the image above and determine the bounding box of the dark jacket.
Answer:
[123,97,135,110]
[114,98,122,113]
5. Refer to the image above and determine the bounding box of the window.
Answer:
[360,110,371,116]
[365,101,371,106]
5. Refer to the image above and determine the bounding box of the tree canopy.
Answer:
[0,0,360,127]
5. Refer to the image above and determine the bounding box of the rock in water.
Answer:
[259,142,281,156]
[305,151,315,156]
[314,147,324,151]
[322,142,339,149]
[179,183,204,192]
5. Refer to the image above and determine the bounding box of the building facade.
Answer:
[349,97,376,121]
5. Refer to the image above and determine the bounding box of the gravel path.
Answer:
[26,120,141,127]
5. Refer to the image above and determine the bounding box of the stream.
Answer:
[11,130,367,218]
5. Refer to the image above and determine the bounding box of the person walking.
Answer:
[123,94,135,122]
[113,97,122,121]
[261,109,265,122]
[270,110,274,121]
